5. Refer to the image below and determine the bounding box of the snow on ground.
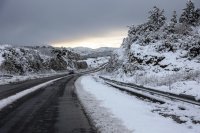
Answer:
[75,75,200,133]
[0,45,9,65]
[154,80,200,100]
[0,76,67,110]
[0,71,68,85]
[0,53,4,65]
[102,73,200,101]
[84,57,109,68]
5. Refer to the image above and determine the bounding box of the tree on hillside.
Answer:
[179,0,197,26]
[148,6,166,31]
[171,11,178,24]
[195,8,200,25]
[168,11,178,33]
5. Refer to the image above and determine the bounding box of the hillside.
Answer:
[104,1,200,99]
[68,47,116,59]
[0,45,84,75]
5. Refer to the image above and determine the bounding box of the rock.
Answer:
[76,61,88,69]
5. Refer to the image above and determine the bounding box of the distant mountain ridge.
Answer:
[68,47,117,59]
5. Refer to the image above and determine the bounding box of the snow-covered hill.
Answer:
[0,45,84,75]
[68,47,116,59]
[84,56,109,68]
[103,1,200,99]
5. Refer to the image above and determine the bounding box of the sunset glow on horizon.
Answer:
[52,30,127,49]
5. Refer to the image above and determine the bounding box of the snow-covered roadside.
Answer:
[0,75,67,110]
[0,71,69,85]
[75,75,200,133]
[154,81,200,100]
[102,73,200,101]
[84,57,109,68]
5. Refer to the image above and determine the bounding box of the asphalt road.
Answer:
[0,74,67,100]
[0,74,96,133]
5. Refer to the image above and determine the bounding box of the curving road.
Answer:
[0,74,96,133]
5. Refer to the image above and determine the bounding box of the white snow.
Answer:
[68,47,116,56]
[127,42,200,75]
[0,71,69,85]
[154,80,200,100]
[102,73,200,101]
[0,45,10,65]
[84,57,109,68]
[0,75,67,110]
[0,55,4,65]
[75,75,200,133]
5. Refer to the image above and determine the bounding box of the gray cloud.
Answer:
[0,0,199,46]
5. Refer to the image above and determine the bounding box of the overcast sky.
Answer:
[0,0,199,48]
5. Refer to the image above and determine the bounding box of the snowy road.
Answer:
[0,74,96,133]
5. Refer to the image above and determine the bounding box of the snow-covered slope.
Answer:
[68,47,93,56]
[84,57,109,68]
[0,45,83,75]
[68,47,116,59]
[104,3,200,98]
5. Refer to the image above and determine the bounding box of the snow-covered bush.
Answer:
[148,6,166,31]
[179,0,200,26]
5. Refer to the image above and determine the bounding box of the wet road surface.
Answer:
[0,74,67,100]
[0,75,96,133]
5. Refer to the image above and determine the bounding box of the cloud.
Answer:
[0,0,199,46]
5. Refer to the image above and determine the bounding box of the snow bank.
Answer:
[154,80,200,100]
[103,71,200,101]
[75,76,200,133]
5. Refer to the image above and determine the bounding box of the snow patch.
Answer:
[84,57,109,68]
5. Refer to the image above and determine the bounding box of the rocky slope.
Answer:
[0,45,86,75]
